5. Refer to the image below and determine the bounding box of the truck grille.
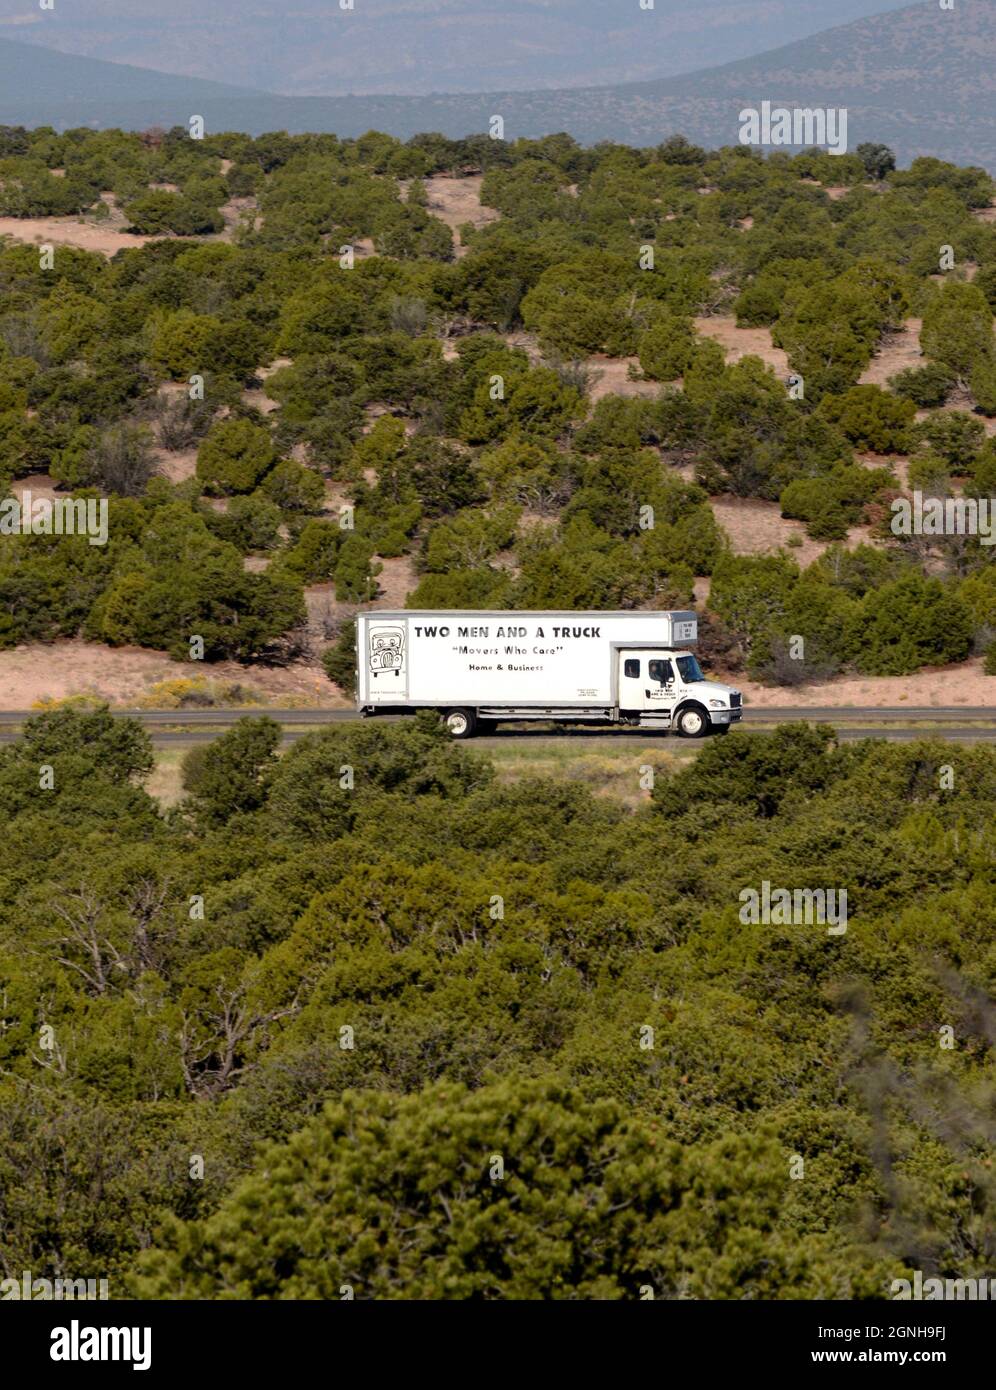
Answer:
[730,692,742,709]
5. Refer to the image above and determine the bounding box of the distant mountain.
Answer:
[0,35,266,118]
[0,0,915,98]
[1,1,995,172]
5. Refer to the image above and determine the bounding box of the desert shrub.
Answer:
[197,419,278,495]
[889,363,955,408]
[322,618,357,698]
[260,458,325,513]
[818,385,915,453]
[83,423,159,497]
[920,282,994,381]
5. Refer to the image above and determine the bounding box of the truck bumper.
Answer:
[710,709,742,725]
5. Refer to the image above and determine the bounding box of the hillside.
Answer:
[0,33,265,114]
[1,120,995,709]
[1,2,996,169]
[1,101,996,1313]
[0,0,912,97]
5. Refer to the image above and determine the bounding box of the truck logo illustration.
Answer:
[369,626,405,678]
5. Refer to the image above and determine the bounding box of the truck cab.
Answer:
[617,648,741,736]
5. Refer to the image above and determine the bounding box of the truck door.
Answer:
[617,651,678,715]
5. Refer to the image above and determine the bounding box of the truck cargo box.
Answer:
[356,610,698,707]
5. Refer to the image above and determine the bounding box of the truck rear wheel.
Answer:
[444,708,477,739]
[675,704,709,738]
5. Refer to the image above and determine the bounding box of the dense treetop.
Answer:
[0,125,995,681]
[0,708,992,1296]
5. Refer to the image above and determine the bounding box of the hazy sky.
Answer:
[0,0,920,94]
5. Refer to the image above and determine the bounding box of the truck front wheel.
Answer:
[444,708,477,739]
[675,704,709,738]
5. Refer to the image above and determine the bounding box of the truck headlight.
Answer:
[708,699,726,708]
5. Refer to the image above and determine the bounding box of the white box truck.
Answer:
[356,610,742,738]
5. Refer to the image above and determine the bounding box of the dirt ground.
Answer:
[302,554,417,639]
[0,640,334,708]
[151,446,199,484]
[240,389,279,416]
[856,449,909,488]
[737,659,994,708]
[0,184,259,259]
[10,473,59,502]
[501,330,543,364]
[374,554,419,608]
[693,316,791,375]
[710,497,845,568]
[494,338,663,399]
[586,355,661,402]
[859,319,923,387]
[0,214,155,257]
[422,175,500,257]
[216,196,259,243]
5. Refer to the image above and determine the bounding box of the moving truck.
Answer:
[356,610,742,738]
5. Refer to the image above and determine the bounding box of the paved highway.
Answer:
[0,706,994,744]
[10,727,988,746]
[0,706,993,725]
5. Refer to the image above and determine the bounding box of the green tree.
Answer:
[182,717,282,826]
[818,385,914,453]
[920,282,994,382]
[197,419,278,495]
[856,143,896,180]
[132,1076,861,1299]
[322,619,357,698]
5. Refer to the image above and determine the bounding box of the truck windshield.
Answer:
[675,655,704,683]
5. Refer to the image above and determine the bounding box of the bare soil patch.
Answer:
[857,450,909,488]
[423,175,499,258]
[241,388,279,416]
[586,356,661,403]
[502,330,543,364]
[711,495,883,568]
[0,639,331,708]
[0,215,154,257]
[302,554,417,645]
[375,554,418,607]
[214,196,259,243]
[859,318,923,387]
[10,472,58,502]
[152,446,199,484]
[693,316,790,376]
[738,659,994,709]
[710,497,826,567]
